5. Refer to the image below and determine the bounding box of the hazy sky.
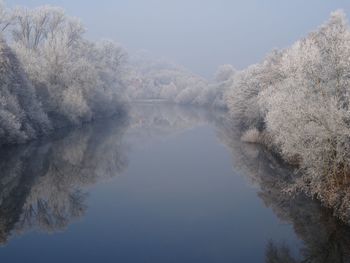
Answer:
[8,0,350,77]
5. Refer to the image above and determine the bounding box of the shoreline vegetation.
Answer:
[0,2,128,146]
[1,0,350,224]
[226,10,350,224]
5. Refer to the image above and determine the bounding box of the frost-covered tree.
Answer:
[0,2,128,145]
[226,10,350,216]
[214,64,236,83]
[260,11,350,214]
[11,6,82,50]
[226,49,284,130]
[85,40,127,117]
[11,6,90,125]
[10,5,126,127]
[0,0,12,32]
[0,37,50,145]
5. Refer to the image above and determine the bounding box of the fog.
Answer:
[8,0,350,77]
[3,1,350,261]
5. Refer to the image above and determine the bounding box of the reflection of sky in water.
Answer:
[2,103,349,262]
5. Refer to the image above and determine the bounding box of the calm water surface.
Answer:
[0,104,349,263]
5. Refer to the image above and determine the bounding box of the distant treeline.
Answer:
[123,52,235,109]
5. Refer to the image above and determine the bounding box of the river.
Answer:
[0,103,349,263]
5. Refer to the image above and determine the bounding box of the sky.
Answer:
[8,0,350,77]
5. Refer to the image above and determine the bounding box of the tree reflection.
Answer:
[128,103,211,138]
[214,115,350,263]
[1,104,350,263]
[0,103,209,246]
[127,105,350,262]
[0,115,128,244]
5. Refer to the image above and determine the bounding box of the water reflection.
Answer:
[0,104,350,262]
[121,104,350,262]
[128,103,211,138]
[0,116,128,244]
[214,117,350,263]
